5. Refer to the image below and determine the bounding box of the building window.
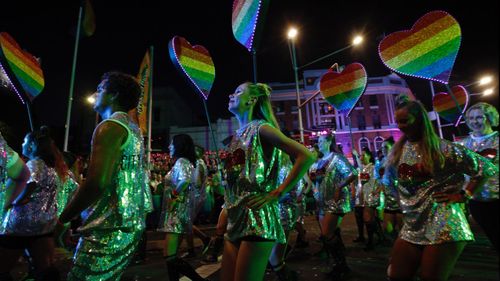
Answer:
[359,137,370,151]
[390,79,402,85]
[374,136,384,152]
[355,99,364,109]
[369,95,378,107]
[372,114,381,129]
[357,114,366,130]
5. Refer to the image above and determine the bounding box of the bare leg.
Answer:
[234,241,274,281]
[420,241,466,281]
[387,238,422,279]
[221,239,239,281]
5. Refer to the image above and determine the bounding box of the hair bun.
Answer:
[395,94,410,107]
[39,125,50,137]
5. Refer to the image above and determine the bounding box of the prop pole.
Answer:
[25,102,34,131]
[147,45,154,164]
[347,114,355,151]
[299,63,339,108]
[444,84,465,129]
[298,45,352,70]
[429,81,443,138]
[63,4,84,152]
[289,39,305,143]
[252,48,258,83]
[202,99,222,165]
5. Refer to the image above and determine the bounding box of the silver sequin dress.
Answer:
[310,152,356,215]
[69,112,153,281]
[376,157,401,211]
[2,159,61,236]
[225,120,285,243]
[277,157,306,233]
[457,132,499,201]
[384,139,498,245]
[158,157,195,234]
[0,133,20,232]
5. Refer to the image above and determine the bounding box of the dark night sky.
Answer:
[1,0,498,149]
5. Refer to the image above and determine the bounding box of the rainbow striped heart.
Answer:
[378,11,461,84]
[169,36,215,100]
[319,63,367,115]
[0,32,44,103]
[232,0,269,51]
[432,85,468,126]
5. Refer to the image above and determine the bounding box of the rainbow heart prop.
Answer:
[320,63,367,115]
[432,85,468,126]
[0,32,44,103]
[232,0,269,51]
[378,11,461,84]
[169,36,215,100]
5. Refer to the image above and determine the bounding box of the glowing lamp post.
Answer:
[287,27,305,143]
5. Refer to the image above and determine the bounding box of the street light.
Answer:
[483,88,494,96]
[479,76,493,86]
[352,35,363,46]
[86,95,95,104]
[287,26,305,143]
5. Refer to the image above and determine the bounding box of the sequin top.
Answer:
[225,120,285,243]
[157,157,195,233]
[385,139,498,244]
[310,152,356,213]
[0,133,19,228]
[79,112,153,232]
[457,132,499,201]
[2,159,60,235]
[56,172,79,216]
[193,158,208,206]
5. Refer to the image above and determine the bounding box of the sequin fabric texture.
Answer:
[357,163,378,208]
[385,140,498,245]
[310,152,356,215]
[2,159,60,235]
[376,157,401,211]
[457,132,499,200]
[158,157,195,234]
[69,112,152,281]
[225,120,285,243]
[0,133,19,230]
[277,157,305,232]
[192,158,208,218]
[56,172,79,216]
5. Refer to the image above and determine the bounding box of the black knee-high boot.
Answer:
[353,207,365,242]
[166,255,208,281]
[364,221,375,251]
[323,229,350,280]
[270,261,298,281]
[165,255,180,281]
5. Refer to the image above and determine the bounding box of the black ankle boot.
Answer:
[271,262,298,281]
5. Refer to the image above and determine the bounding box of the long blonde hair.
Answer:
[245,82,280,128]
[386,97,445,174]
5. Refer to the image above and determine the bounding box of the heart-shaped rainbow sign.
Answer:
[169,36,215,100]
[433,85,468,126]
[378,11,461,85]
[320,63,367,115]
[0,32,44,103]
[232,0,269,52]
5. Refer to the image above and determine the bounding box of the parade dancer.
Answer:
[158,134,208,281]
[1,127,76,280]
[309,134,357,279]
[221,82,315,281]
[376,137,402,241]
[385,96,498,281]
[457,102,499,252]
[59,72,153,281]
